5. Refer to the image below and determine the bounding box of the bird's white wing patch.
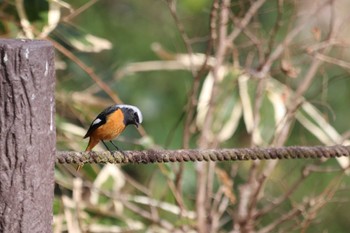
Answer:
[92,118,102,125]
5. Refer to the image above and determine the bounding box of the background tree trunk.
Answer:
[0,39,55,232]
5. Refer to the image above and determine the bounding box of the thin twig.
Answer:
[254,164,313,218]
[63,0,99,22]
[266,0,284,57]
[226,0,267,44]
[257,207,302,233]
[167,0,195,77]
[311,52,350,70]
[15,0,34,38]
[50,39,122,104]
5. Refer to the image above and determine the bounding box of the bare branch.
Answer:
[311,52,350,70]
[253,1,331,78]
[257,207,302,233]
[226,0,266,43]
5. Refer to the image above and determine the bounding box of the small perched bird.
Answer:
[84,104,143,151]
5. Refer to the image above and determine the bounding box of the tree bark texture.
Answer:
[0,39,55,232]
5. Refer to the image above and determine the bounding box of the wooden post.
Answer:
[0,39,55,232]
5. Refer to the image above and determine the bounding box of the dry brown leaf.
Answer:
[281,59,300,78]
[312,27,321,41]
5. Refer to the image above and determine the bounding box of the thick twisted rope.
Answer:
[56,145,350,165]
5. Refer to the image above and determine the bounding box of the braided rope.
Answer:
[56,145,350,165]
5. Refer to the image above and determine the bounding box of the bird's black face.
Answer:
[132,112,141,127]
[121,106,143,128]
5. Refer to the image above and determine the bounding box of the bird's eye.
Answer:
[134,113,139,122]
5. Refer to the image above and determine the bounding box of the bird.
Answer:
[84,104,143,151]
[77,104,143,171]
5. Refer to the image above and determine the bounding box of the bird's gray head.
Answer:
[118,104,143,127]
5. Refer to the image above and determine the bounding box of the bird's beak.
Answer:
[135,122,139,128]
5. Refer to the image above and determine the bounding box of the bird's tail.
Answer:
[85,136,100,151]
[77,137,99,171]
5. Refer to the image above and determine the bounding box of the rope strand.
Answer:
[56,145,350,165]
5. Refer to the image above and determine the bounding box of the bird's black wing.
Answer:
[83,105,120,138]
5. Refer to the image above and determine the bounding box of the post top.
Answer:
[0,38,53,49]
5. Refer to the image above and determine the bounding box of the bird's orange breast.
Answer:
[90,108,126,140]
